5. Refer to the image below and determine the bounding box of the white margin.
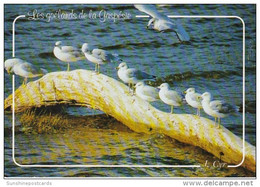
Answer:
[11,14,245,168]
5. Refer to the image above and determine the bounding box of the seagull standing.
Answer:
[158,83,182,113]
[5,58,47,84]
[135,81,159,102]
[200,92,238,128]
[81,43,121,74]
[184,88,202,116]
[134,4,190,42]
[53,41,84,71]
[116,62,156,93]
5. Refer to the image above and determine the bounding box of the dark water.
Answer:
[4,4,256,177]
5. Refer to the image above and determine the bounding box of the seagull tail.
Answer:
[235,105,240,112]
[112,53,119,57]
[233,105,240,115]
[228,104,240,116]
[151,75,157,81]
[40,68,48,75]
[112,53,123,63]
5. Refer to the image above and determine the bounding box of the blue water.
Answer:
[4,4,256,177]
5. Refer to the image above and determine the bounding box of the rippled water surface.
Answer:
[4,4,256,177]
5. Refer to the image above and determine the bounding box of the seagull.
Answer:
[81,43,121,74]
[158,83,182,113]
[184,88,202,116]
[116,62,156,93]
[53,41,84,71]
[5,58,48,84]
[135,81,159,102]
[200,92,238,128]
[134,4,190,42]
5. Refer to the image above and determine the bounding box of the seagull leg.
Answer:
[198,108,201,117]
[97,64,100,74]
[171,106,174,114]
[128,83,131,93]
[214,117,217,126]
[131,84,134,95]
[127,83,133,95]
[131,83,135,96]
[23,77,27,85]
[95,64,98,73]
[67,63,70,71]
[218,118,221,128]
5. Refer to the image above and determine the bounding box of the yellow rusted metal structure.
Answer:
[4,70,255,172]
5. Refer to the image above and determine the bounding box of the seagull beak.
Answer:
[116,67,119,70]
[6,69,12,74]
[184,91,187,94]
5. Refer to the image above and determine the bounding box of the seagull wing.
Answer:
[176,23,190,41]
[20,63,44,75]
[134,4,170,21]
[213,101,238,114]
[61,46,78,53]
[210,100,225,112]
[126,68,137,79]
[210,100,237,114]
[158,19,190,41]
[92,49,108,61]
[92,49,117,62]
[61,46,84,58]
[165,90,182,104]
[142,86,159,99]
[190,93,201,102]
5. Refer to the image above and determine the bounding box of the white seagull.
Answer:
[53,41,84,71]
[134,4,190,42]
[81,43,121,74]
[200,92,238,128]
[184,88,202,116]
[158,83,182,113]
[116,62,156,93]
[5,58,47,84]
[135,81,159,102]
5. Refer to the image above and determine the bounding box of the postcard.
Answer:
[3,4,256,179]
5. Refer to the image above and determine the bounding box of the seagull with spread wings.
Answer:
[134,4,190,42]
